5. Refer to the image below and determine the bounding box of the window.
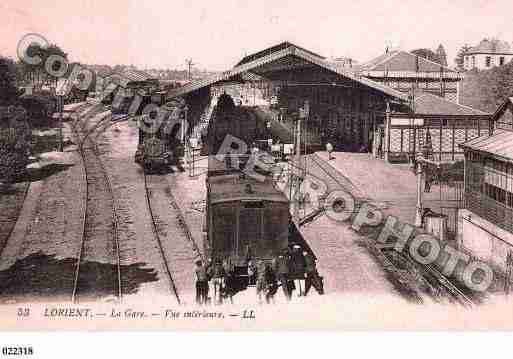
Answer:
[472,56,476,68]
[486,56,492,67]
[483,159,513,207]
[500,57,505,66]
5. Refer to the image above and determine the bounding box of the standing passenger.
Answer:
[195,260,208,304]
[326,142,334,160]
[211,260,225,305]
[222,258,234,303]
[276,253,291,300]
[303,251,324,296]
[256,260,267,303]
[264,263,278,304]
[290,245,306,296]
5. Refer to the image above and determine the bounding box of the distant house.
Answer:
[357,49,463,103]
[458,98,513,271]
[328,57,359,70]
[463,39,513,71]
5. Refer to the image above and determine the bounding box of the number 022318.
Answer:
[1,347,33,356]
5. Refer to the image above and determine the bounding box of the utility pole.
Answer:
[292,101,308,224]
[185,58,195,81]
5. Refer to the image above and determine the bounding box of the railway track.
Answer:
[144,166,205,304]
[380,247,474,307]
[70,106,122,303]
[142,173,182,304]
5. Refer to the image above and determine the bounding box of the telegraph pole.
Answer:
[185,59,195,81]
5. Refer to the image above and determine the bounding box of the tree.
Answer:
[18,43,67,88]
[455,44,472,71]
[410,48,440,64]
[0,108,31,184]
[0,56,20,106]
[459,61,513,112]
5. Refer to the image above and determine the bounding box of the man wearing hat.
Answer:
[276,252,291,300]
[290,244,306,295]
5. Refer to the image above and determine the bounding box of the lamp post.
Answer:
[181,105,188,145]
[59,95,64,152]
[414,155,424,227]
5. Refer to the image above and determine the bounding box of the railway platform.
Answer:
[314,151,457,225]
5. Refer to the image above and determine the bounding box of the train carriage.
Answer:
[204,93,291,289]
[205,172,290,267]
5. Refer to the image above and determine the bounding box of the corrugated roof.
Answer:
[121,69,157,83]
[460,130,513,161]
[236,41,325,66]
[360,50,457,73]
[412,92,490,116]
[169,43,409,101]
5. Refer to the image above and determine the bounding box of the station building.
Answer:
[376,91,492,162]
[169,41,410,153]
[458,98,513,271]
[167,41,488,159]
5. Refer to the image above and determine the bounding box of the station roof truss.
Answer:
[168,42,409,102]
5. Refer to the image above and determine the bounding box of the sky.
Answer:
[1,0,513,71]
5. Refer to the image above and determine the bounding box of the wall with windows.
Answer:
[366,76,460,103]
[464,151,513,234]
[378,118,491,162]
[459,150,513,270]
[464,53,513,70]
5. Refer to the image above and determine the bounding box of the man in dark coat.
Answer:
[276,253,291,300]
[303,251,324,296]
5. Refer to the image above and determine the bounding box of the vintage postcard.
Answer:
[1,0,513,337]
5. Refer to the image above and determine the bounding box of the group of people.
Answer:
[194,244,324,305]
[194,257,237,305]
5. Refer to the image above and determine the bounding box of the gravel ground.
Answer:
[98,119,198,304]
[0,120,86,303]
[0,183,29,255]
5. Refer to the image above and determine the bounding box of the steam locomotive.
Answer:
[134,96,185,172]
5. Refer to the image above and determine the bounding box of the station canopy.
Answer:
[168,41,409,102]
